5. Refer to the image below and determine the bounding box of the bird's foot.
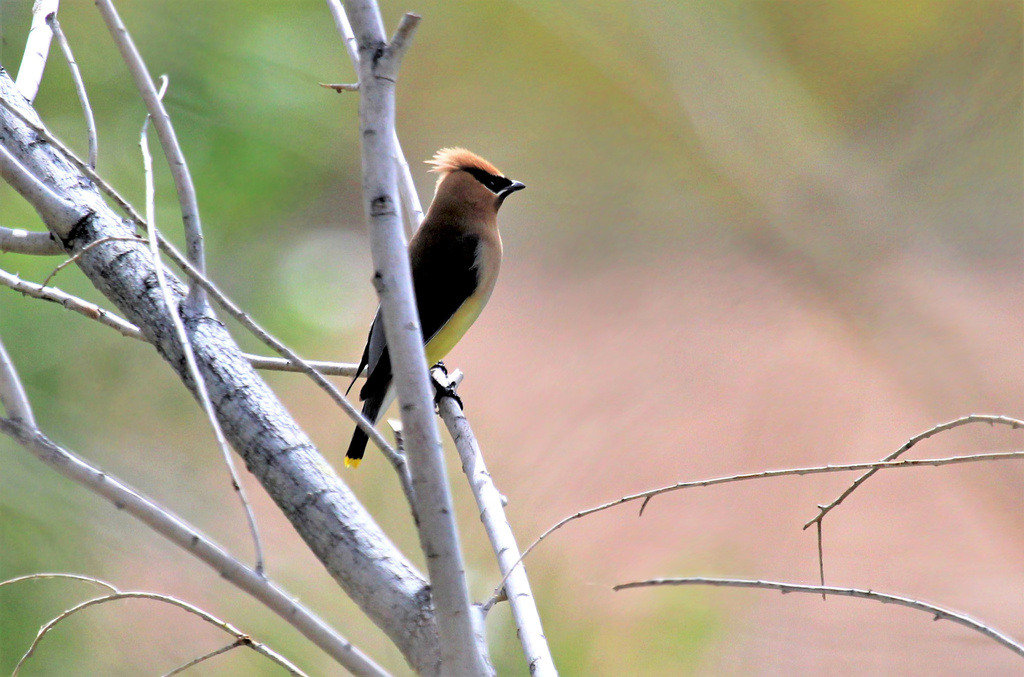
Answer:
[430,362,463,411]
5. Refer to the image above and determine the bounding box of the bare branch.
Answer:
[45,12,97,168]
[14,590,315,677]
[805,414,1024,530]
[1,572,118,595]
[0,418,389,677]
[0,91,148,238]
[0,336,36,427]
[0,227,63,255]
[0,142,87,228]
[803,415,1024,585]
[435,369,556,676]
[0,92,366,380]
[141,88,265,574]
[15,0,60,102]
[1,267,361,376]
[167,243,404,467]
[161,642,244,677]
[342,2,485,673]
[42,236,145,286]
[1,67,437,669]
[1,266,145,340]
[244,354,358,376]
[326,0,424,233]
[95,0,207,310]
[321,82,360,92]
[497,445,1024,598]
[614,577,1024,660]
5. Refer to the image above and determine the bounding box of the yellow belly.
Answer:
[424,291,490,365]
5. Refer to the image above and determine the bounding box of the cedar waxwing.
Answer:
[345,148,525,467]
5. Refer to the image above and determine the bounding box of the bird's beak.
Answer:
[502,180,526,197]
[497,180,526,206]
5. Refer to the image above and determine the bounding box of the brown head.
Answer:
[426,148,525,221]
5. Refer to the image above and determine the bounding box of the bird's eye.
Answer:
[465,167,512,195]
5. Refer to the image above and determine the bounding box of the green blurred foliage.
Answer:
[0,1,1020,674]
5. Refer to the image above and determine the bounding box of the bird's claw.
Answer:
[431,363,463,411]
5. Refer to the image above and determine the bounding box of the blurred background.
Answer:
[1,1,1022,674]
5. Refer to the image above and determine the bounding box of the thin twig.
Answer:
[0,418,389,676]
[14,0,60,103]
[0,334,36,427]
[41,235,145,287]
[0,92,151,240]
[1,266,147,340]
[0,94,364,378]
[491,446,1024,602]
[0,142,87,227]
[326,0,424,234]
[2,267,360,376]
[614,577,1024,660]
[141,86,265,574]
[805,414,1024,530]
[435,368,556,676]
[13,590,313,677]
[161,641,243,677]
[95,0,207,311]
[805,415,1024,585]
[45,12,97,168]
[244,354,358,376]
[321,82,360,92]
[0,572,118,595]
[168,248,404,468]
[0,227,63,255]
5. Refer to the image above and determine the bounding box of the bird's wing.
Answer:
[356,308,392,400]
[414,231,481,345]
[356,232,480,401]
[346,310,375,395]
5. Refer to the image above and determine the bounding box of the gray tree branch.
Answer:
[341,2,491,674]
[435,369,556,676]
[0,67,440,672]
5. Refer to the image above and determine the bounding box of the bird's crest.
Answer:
[427,147,502,178]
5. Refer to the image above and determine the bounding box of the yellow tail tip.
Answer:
[344,457,362,469]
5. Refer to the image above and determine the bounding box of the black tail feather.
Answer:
[345,395,384,466]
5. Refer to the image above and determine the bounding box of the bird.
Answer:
[344,148,525,467]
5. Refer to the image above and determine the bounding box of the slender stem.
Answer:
[0,335,36,427]
[1,266,361,376]
[0,227,63,255]
[326,0,424,235]
[45,12,97,168]
[15,0,60,103]
[161,642,244,677]
[95,0,207,310]
[805,415,1024,529]
[41,236,145,286]
[493,444,1024,601]
[614,577,1024,660]
[0,143,87,228]
[0,572,118,595]
[141,89,266,574]
[14,590,315,677]
[436,369,557,676]
[0,418,390,677]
